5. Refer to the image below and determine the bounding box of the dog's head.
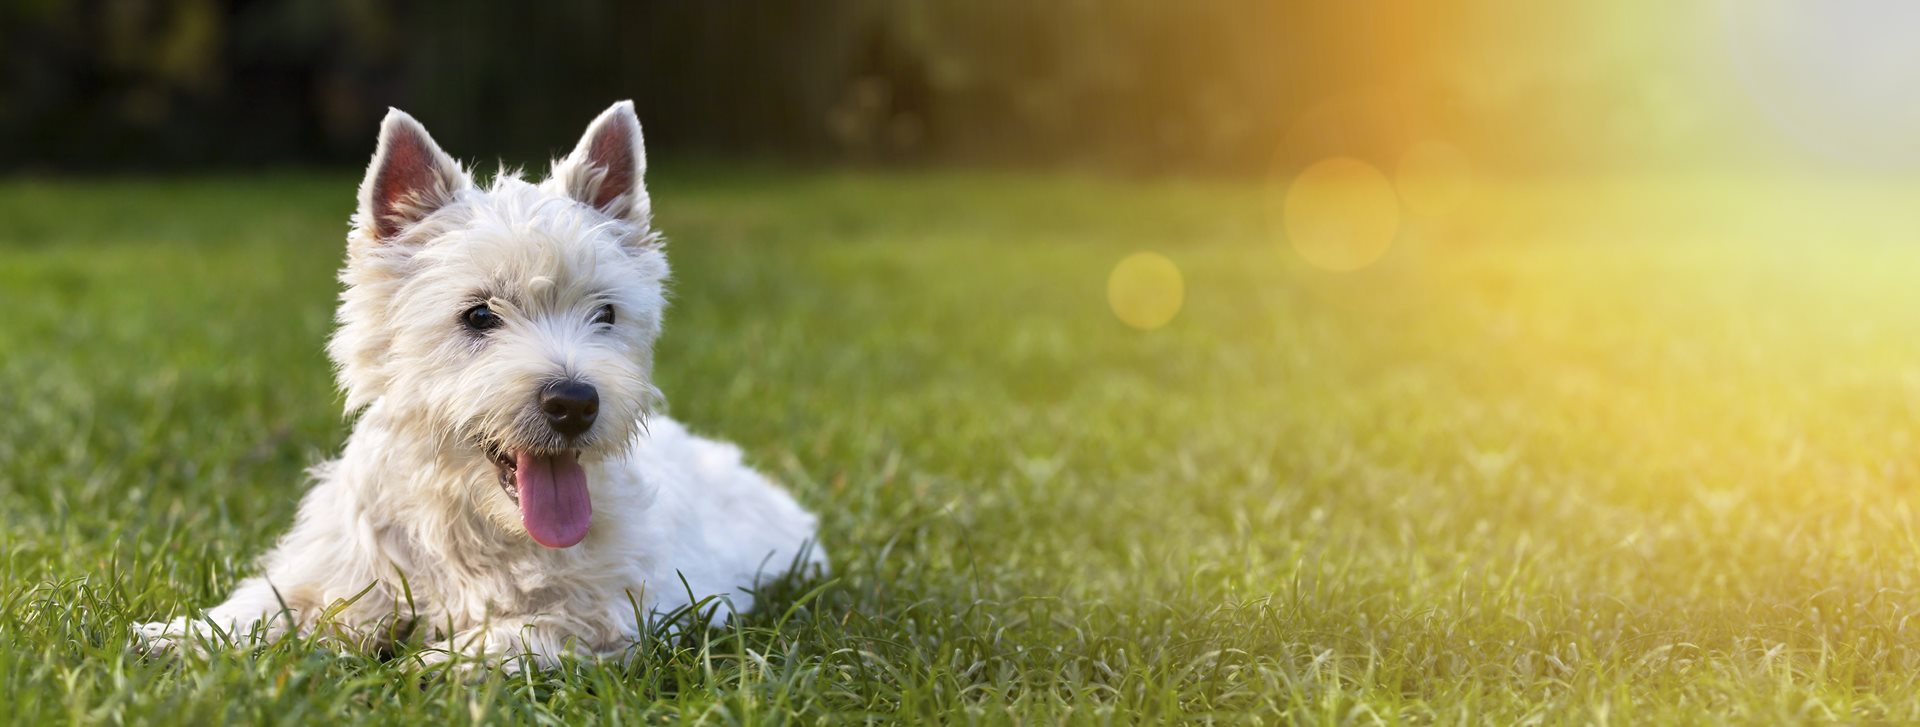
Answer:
[329,101,668,548]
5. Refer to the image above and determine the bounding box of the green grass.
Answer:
[8,168,1920,723]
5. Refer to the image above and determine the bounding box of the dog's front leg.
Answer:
[136,574,401,656]
[134,480,400,655]
[133,576,296,653]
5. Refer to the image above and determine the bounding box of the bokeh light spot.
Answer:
[1284,157,1400,272]
[1106,252,1184,330]
[1396,141,1473,217]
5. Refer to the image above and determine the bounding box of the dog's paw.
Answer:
[409,646,460,675]
[131,618,200,657]
[132,617,253,658]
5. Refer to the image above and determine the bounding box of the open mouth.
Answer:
[486,444,593,549]
[489,446,522,503]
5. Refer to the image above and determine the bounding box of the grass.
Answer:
[7,166,1920,723]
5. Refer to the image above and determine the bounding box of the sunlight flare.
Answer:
[1284,158,1400,272]
[1107,252,1185,330]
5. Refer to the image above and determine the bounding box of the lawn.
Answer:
[7,167,1920,722]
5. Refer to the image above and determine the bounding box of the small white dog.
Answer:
[135,101,826,669]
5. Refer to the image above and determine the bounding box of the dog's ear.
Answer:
[554,100,650,228]
[356,109,468,243]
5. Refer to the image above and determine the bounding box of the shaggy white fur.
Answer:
[133,101,826,670]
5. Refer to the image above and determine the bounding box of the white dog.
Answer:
[134,101,826,669]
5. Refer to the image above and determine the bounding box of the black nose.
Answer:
[539,380,599,438]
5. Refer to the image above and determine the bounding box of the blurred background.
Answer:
[10,0,1917,179]
[19,3,1920,719]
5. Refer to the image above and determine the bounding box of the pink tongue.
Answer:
[515,451,592,548]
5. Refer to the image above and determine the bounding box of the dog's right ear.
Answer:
[355,109,468,244]
[553,101,651,230]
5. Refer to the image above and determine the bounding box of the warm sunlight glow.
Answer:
[1107,252,1184,330]
[1725,0,1920,167]
[1396,141,1473,218]
[1284,158,1400,272]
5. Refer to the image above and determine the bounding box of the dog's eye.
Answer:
[462,304,503,332]
[592,304,615,326]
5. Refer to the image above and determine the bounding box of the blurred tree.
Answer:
[0,1,1741,175]
[2,0,1358,173]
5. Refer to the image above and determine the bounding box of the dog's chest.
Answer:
[405,539,630,622]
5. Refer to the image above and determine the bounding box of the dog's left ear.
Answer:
[554,100,651,229]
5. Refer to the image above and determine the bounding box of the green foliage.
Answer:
[6,170,1920,722]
